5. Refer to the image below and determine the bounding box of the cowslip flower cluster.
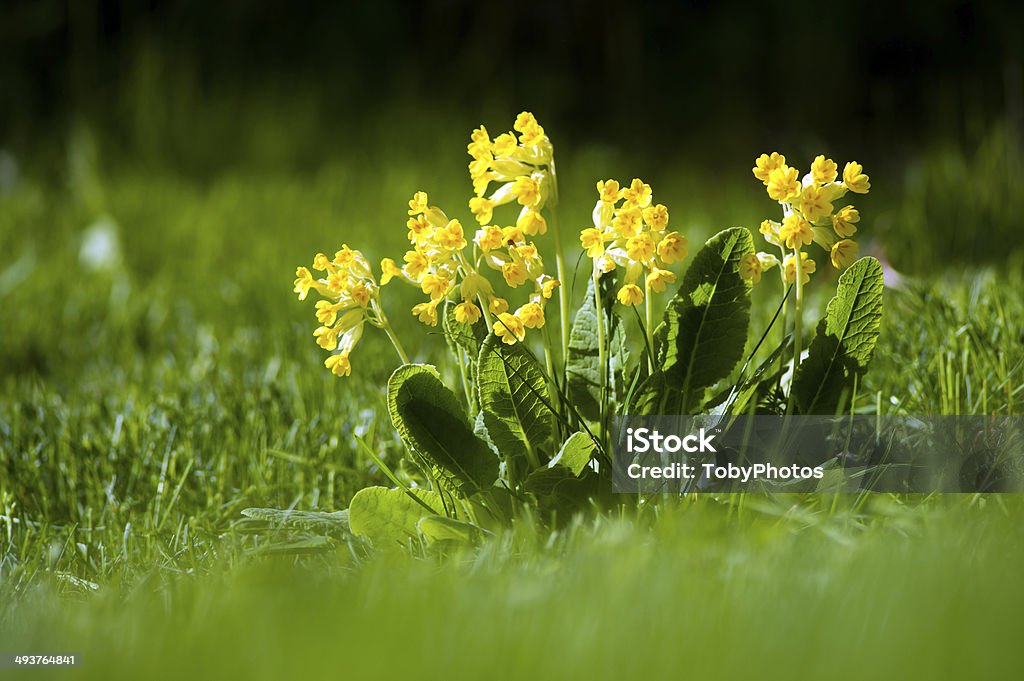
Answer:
[379,191,495,328]
[579,178,688,305]
[293,247,378,377]
[467,111,555,238]
[743,152,870,284]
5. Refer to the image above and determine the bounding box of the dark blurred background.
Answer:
[1,0,1022,270]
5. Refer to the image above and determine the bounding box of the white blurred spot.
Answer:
[79,216,123,271]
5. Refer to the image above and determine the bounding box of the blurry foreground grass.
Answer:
[2,130,1024,677]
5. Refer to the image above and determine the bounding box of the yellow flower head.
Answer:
[645,267,677,293]
[739,253,764,283]
[843,161,870,194]
[516,302,545,329]
[489,297,510,315]
[811,155,838,185]
[642,204,669,231]
[408,191,429,216]
[403,250,430,280]
[406,215,432,245]
[475,225,504,252]
[517,209,547,236]
[324,353,352,378]
[832,205,860,238]
[312,252,334,272]
[314,325,340,350]
[492,132,518,157]
[796,184,834,223]
[380,258,403,285]
[294,266,316,300]
[435,219,467,251]
[597,179,622,204]
[514,111,545,147]
[420,273,450,301]
[657,232,688,264]
[412,300,440,326]
[467,126,491,159]
[625,233,656,263]
[779,214,814,249]
[540,277,560,300]
[501,261,529,288]
[454,301,482,325]
[612,206,643,238]
[350,282,372,308]
[493,312,526,345]
[580,228,606,258]
[753,152,786,184]
[830,239,860,269]
[783,252,817,285]
[315,300,342,326]
[617,284,644,306]
[469,197,495,225]
[767,165,801,202]
[622,178,653,208]
[512,176,542,208]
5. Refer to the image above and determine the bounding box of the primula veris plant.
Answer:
[288,117,886,549]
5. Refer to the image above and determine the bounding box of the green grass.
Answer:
[2,127,1024,678]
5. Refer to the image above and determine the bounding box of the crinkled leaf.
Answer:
[477,334,555,475]
[792,257,884,414]
[548,432,597,476]
[388,364,499,495]
[566,276,628,420]
[348,486,444,548]
[417,515,487,545]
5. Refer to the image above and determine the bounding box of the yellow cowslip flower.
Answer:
[403,250,429,280]
[380,258,403,285]
[475,225,504,252]
[739,254,764,283]
[625,233,656,263]
[612,206,643,238]
[843,161,870,194]
[492,132,518,157]
[811,155,838,185]
[501,224,525,245]
[473,171,495,198]
[832,205,860,238]
[489,297,510,315]
[469,197,495,225]
[513,112,545,147]
[516,243,541,265]
[642,204,669,231]
[501,261,529,288]
[580,228,606,257]
[830,239,860,269]
[314,325,340,350]
[753,152,786,184]
[435,219,467,251]
[350,282,372,307]
[617,284,644,306]
[408,191,429,216]
[517,209,547,236]
[767,165,801,202]
[324,353,352,377]
[597,179,622,204]
[511,176,541,207]
[454,300,482,325]
[406,215,431,245]
[293,267,317,300]
[540,277,560,300]
[783,252,816,285]
[412,300,440,326]
[420,273,450,300]
[516,302,545,329]
[778,214,813,249]
[468,126,490,158]
[622,178,653,208]
[645,268,676,293]
[657,232,688,264]
[315,300,342,325]
[493,312,526,345]
[312,252,334,272]
[469,154,492,181]
[796,184,834,223]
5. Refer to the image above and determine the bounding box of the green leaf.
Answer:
[477,334,555,476]
[241,508,351,536]
[548,432,597,476]
[655,227,754,414]
[566,276,628,420]
[348,486,443,548]
[443,299,488,370]
[792,257,884,415]
[417,515,488,545]
[388,364,499,495]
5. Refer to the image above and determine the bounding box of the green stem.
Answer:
[374,300,410,364]
[787,248,804,415]
[547,160,571,368]
[593,272,608,425]
[644,284,655,374]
